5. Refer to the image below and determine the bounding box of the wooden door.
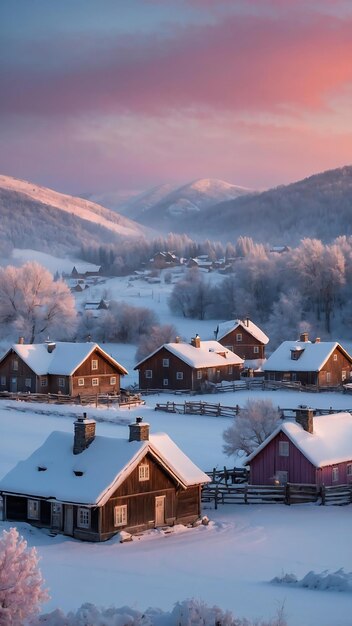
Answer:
[10,377,17,392]
[64,505,73,535]
[51,503,63,530]
[155,496,165,526]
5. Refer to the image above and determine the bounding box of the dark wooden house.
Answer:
[246,408,352,487]
[263,334,352,387]
[135,336,244,391]
[0,340,127,396]
[214,318,269,361]
[0,415,210,542]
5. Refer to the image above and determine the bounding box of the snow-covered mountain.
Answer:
[85,184,178,218]
[0,175,148,256]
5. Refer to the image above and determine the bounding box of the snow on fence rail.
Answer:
[0,391,145,408]
[154,400,241,417]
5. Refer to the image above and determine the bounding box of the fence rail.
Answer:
[0,391,145,409]
[155,400,240,418]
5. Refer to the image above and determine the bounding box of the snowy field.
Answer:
[1,392,352,626]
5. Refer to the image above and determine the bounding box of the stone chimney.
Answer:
[73,412,96,454]
[295,406,314,434]
[245,317,250,327]
[175,336,180,343]
[314,337,320,343]
[18,336,25,345]
[129,416,150,442]
[191,334,201,348]
[45,339,56,353]
[300,332,309,342]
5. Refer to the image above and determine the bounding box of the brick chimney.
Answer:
[45,340,56,353]
[191,334,201,348]
[299,332,309,342]
[314,337,320,343]
[73,412,96,454]
[129,416,150,442]
[18,336,25,345]
[295,406,314,434]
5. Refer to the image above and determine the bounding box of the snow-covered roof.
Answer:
[216,319,269,345]
[246,412,352,468]
[1,342,128,376]
[0,429,210,505]
[263,340,352,372]
[135,340,244,370]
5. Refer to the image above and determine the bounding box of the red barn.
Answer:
[246,408,352,487]
[215,318,269,361]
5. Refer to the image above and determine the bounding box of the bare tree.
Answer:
[223,399,281,456]
[135,324,179,361]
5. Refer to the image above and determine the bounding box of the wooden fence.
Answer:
[0,391,145,409]
[155,400,241,418]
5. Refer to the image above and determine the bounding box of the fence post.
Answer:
[321,485,326,506]
[285,483,290,505]
[244,484,248,504]
[215,486,218,510]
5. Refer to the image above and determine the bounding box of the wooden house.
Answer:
[0,340,127,396]
[135,335,244,391]
[246,408,352,487]
[214,318,269,361]
[263,334,352,387]
[0,415,210,542]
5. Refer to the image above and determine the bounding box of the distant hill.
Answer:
[0,175,148,256]
[168,166,352,244]
[85,184,178,218]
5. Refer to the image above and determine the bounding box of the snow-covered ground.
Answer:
[1,392,352,626]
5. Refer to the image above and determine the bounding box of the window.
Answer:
[25,378,32,388]
[292,373,297,381]
[92,378,99,386]
[0,376,6,386]
[27,499,40,520]
[77,507,91,528]
[91,359,98,370]
[139,464,150,481]
[236,333,242,342]
[347,463,352,477]
[326,372,331,383]
[110,376,116,385]
[145,370,152,379]
[58,378,65,388]
[253,346,259,354]
[162,358,169,367]
[333,354,337,361]
[279,441,289,456]
[197,371,202,380]
[78,378,85,386]
[228,365,233,374]
[41,377,48,387]
[342,371,347,382]
[332,467,339,482]
[163,378,169,386]
[13,359,18,371]
[114,504,127,527]
[275,471,288,485]
[176,372,184,380]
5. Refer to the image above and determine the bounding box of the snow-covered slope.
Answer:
[86,183,178,218]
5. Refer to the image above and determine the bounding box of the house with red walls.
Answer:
[246,408,352,487]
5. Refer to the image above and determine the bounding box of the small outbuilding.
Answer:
[214,318,269,361]
[0,415,210,541]
[246,408,352,487]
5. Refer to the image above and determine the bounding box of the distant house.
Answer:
[71,265,102,279]
[263,333,352,387]
[0,415,210,541]
[187,257,214,271]
[135,335,244,391]
[0,340,127,396]
[150,251,179,269]
[84,299,109,312]
[246,407,352,487]
[215,318,269,361]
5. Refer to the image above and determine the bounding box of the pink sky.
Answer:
[1,0,352,194]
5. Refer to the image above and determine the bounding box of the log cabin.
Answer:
[214,318,269,361]
[0,415,210,541]
[0,340,128,396]
[135,335,244,391]
[246,407,352,487]
[263,333,352,387]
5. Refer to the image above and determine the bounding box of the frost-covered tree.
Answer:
[0,262,77,343]
[223,399,281,456]
[168,269,213,319]
[135,324,179,362]
[0,527,48,625]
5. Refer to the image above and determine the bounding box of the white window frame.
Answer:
[342,371,347,382]
[163,378,169,386]
[333,354,338,361]
[13,359,18,371]
[110,376,117,385]
[0,376,5,386]
[139,464,150,481]
[114,504,127,527]
[25,378,32,388]
[326,372,331,383]
[347,463,352,477]
[236,333,242,342]
[197,370,202,380]
[91,359,98,370]
[41,377,48,387]
[58,377,65,388]
[253,346,259,354]
[78,377,85,386]
[27,499,40,520]
[92,378,99,387]
[145,370,152,379]
[77,507,91,529]
[176,371,184,380]
[279,441,289,457]
[332,467,339,482]
[162,358,169,367]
